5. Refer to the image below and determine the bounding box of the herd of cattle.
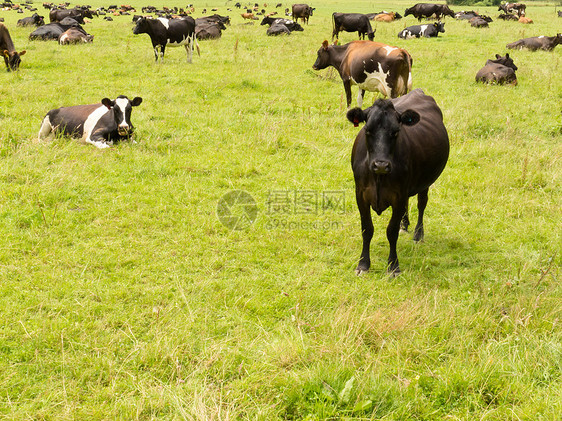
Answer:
[1,2,561,274]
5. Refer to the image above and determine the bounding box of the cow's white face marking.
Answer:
[383,46,397,55]
[83,105,110,144]
[115,97,130,130]
[351,63,392,103]
[158,17,170,29]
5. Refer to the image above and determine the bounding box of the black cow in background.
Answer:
[475,53,517,84]
[133,17,199,62]
[29,18,88,40]
[17,13,45,26]
[291,3,313,24]
[49,7,93,24]
[398,22,445,38]
[260,16,303,31]
[404,3,455,21]
[332,13,375,41]
[348,89,449,275]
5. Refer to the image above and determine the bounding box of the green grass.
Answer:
[0,0,561,419]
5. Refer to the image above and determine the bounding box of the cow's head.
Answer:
[101,96,143,136]
[3,49,26,71]
[404,7,413,17]
[443,5,455,18]
[347,100,420,175]
[312,40,331,70]
[493,53,517,71]
[555,33,562,46]
[434,22,445,33]
[132,17,150,35]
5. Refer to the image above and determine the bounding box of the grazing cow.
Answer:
[404,3,455,21]
[348,88,449,275]
[291,3,313,24]
[506,33,562,51]
[398,22,445,38]
[498,2,526,17]
[241,12,256,20]
[267,21,291,35]
[59,26,93,44]
[49,7,93,23]
[0,23,25,71]
[38,96,143,149]
[518,16,532,24]
[332,13,375,41]
[133,17,198,62]
[312,40,413,107]
[475,53,517,85]
[558,11,562,17]
[17,12,45,26]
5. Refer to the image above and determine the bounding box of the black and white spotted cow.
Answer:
[398,22,445,39]
[38,95,143,149]
[133,16,198,62]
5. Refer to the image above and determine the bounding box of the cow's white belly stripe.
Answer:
[83,105,109,142]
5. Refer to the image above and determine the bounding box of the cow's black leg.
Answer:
[387,202,407,276]
[413,188,428,242]
[355,188,373,275]
[160,45,165,62]
[344,80,352,108]
[400,198,410,232]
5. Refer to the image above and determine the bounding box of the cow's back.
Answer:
[46,103,105,136]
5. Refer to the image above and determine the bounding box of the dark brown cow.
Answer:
[404,3,455,21]
[312,40,413,107]
[347,88,449,275]
[291,3,313,24]
[506,33,562,51]
[49,7,93,23]
[0,23,26,71]
[475,53,517,85]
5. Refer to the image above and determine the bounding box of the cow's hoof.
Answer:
[355,267,369,276]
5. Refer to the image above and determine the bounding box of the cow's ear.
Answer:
[505,53,510,59]
[400,110,420,126]
[495,53,501,59]
[347,107,367,127]
[321,40,329,50]
[131,97,143,106]
[19,50,26,56]
[101,98,114,109]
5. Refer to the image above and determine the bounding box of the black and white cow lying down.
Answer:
[38,96,142,149]
[398,22,445,39]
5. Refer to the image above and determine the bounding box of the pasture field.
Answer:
[0,0,561,419]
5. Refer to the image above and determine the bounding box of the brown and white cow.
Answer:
[312,40,412,107]
[0,23,26,71]
[506,33,562,51]
[498,2,526,17]
[347,88,449,275]
[38,95,143,148]
[59,26,93,44]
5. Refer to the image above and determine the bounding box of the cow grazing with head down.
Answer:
[0,23,26,71]
[507,33,562,51]
[133,17,198,62]
[291,3,313,24]
[475,53,517,85]
[332,13,375,41]
[312,40,413,108]
[398,22,445,38]
[38,95,143,149]
[498,2,526,17]
[404,3,455,21]
[347,88,449,275]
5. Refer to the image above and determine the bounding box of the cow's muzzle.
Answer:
[118,125,132,136]
[371,160,391,175]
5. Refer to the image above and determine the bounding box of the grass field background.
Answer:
[0,0,561,419]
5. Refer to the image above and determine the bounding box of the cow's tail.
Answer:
[331,12,336,40]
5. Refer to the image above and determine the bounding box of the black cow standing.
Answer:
[404,3,455,21]
[0,23,26,71]
[332,13,375,41]
[347,88,449,275]
[133,17,198,62]
[38,95,143,149]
